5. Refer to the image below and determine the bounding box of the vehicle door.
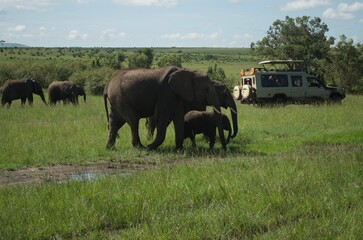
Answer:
[290,75,305,101]
[305,77,329,100]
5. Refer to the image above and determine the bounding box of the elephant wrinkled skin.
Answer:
[1,79,47,107]
[104,67,226,151]
[184,110,232,149]
[48,81,86,105]
[146,81,238,141]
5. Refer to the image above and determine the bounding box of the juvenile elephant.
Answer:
[145,81,238,140]
[184,110,232,150]
[1,79,47,107]
[104,66,226,151]
[48,81,86,105]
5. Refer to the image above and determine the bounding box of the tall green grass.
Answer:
[1,95,363,238]
[1,148,362,239]
[1,95,363,169]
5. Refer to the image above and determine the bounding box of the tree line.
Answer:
[251,16,363,93]
[1,16,362,94]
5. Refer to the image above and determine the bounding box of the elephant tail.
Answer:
[103,89,110,129]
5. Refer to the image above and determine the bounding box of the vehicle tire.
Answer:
[241,84,252,101]
[233,86,242,100]
[273,95,287,106]
[329,94,342,104]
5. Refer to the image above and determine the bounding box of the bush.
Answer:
[70,67,116,95]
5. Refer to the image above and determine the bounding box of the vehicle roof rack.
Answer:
[258,60,304,71]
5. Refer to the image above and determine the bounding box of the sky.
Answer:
[0,0,362,47]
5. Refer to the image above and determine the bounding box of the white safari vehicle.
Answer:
[233,60,346,105]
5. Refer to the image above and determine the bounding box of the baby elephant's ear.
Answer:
[168,69,194,102]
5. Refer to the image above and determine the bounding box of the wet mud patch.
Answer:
[0,160,157,187]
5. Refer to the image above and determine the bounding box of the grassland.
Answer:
[1,47,363,239]
[1,94,362,239]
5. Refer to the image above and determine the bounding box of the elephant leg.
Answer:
[209,130,216,150]
[28,95,33,106]
[106,117,126,150]
[191,132,196,148]
[21,98,26,106]
[128,118,144,149]
[173,110,185,151]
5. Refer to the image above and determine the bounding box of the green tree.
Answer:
[128,48,154,68]
[155,54,182,68]
[328,35,363,93]
[251,16,335,75]
[207,64,226,81]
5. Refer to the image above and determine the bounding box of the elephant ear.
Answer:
[168,69,194,102]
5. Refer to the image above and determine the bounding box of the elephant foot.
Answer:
[106,144,116,151]
[173,147,184,153]
[133,143,146,150]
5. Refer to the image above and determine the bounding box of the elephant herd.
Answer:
[1,66,238,150]
[0,79,86,107]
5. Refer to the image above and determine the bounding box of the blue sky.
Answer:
[0,0,362,47]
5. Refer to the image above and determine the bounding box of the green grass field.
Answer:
[1,93,362,239]
[1,47,363,238]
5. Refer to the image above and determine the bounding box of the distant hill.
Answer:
[1,43,30,48]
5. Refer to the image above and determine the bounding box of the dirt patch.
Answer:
[0,160,158,187]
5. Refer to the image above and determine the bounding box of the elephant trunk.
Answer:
[83,92,86,102]
[224,115,232,145]
[230,105,238,138]
[39,90,47,105]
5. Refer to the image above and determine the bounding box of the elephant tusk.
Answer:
[213,107,221,114]
[230,108,237,114]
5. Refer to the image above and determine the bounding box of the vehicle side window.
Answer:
[307,77,320,87]
[291,76,303,87]
[261,74,288,87]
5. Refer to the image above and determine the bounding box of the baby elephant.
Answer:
[184,110,232,149]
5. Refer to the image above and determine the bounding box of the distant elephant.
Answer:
[145,81,238,140]
[104,66,226,151]
[1,79,47,107]
[48,81,86,105]
[184,110,232,149]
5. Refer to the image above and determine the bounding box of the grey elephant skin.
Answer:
[146,81,238,140]
[184,110,232,149]
[1,79,47,107]
[103,66,226,151]
[48,81,86,105]
[212,81,238,138]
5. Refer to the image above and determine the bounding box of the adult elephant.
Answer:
[146,81,238,140]
[48,81,86,105]
[104,66,226,151]
[1,79,47,107]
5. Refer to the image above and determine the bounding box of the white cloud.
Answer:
[234,33,253,41]
[8,25,27,32]
[160,32,219,41]
[323,8,354,19]
[0,0,52,11]
[100,29,126,40]
[281,0,330,11]
[112,0,177,7]
[67,30,89,41]
[337,2,363,12]
[76,0,89,4]
[323,2,363,20]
